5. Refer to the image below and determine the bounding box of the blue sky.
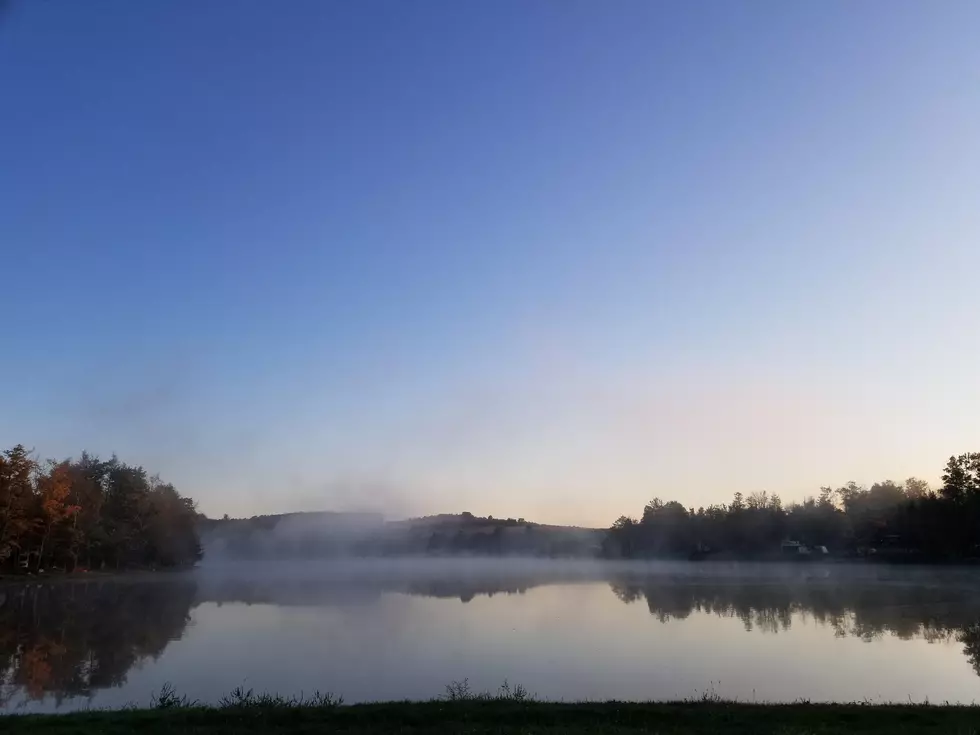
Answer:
[2,1,979,525]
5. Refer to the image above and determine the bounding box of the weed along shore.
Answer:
[3,684,980,734]
[5,701,980,734]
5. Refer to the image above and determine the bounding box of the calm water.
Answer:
[4,560,980,711]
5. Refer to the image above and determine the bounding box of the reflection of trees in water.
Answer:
[958,623,980,677]
[608,575,980,674]
[403,579,531,602]
[198,577,384,608]
[8,569,980,704]
[184,572,980,682]
[0,580,195,706]
[197,575,533,606]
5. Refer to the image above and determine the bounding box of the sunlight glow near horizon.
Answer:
[1,1,979,526]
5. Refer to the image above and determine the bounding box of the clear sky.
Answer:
[2,1,979,526]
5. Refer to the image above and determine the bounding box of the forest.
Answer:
[604,452,980,561]
[0,444,201,574]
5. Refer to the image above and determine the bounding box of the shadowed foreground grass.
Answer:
[6,702,980,734]
[4,683,980,734]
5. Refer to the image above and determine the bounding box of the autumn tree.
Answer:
[65,452,109,569]
[33,461,80,570]
[0,445,36,566]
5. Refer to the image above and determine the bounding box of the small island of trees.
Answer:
[0,444,201,574]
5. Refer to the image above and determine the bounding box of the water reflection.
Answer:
[0,580,196,707]
[198,576,534,606]
[608,569,980,674]
[3,563,980,707]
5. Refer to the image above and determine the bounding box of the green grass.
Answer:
[3,683,980,734]
[6,701,980,734]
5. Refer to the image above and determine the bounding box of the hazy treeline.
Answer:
[604,453,980,561]
[418,514,601,558]
[0,444,202,573]
[199,511,385,559]
[200,511,602,560]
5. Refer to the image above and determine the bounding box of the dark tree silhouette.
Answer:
[605,451,980,562]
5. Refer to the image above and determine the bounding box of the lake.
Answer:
[3,560,980,712]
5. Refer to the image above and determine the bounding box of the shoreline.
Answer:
[0,566,197,587]
[3,700,979,734]
[2,554,979,586]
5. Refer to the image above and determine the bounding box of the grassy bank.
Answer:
[6,702,980,734]
[5,688,980,734]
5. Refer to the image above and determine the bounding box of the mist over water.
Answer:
[3,559,980,711]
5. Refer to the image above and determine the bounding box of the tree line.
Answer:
[0,444,202,573]
[604,452,980,561]
[200,510,602,560]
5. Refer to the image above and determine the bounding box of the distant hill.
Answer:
[198,511,604,560]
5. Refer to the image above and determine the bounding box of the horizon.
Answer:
[3,1,979,527]
[194,471,946,528]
